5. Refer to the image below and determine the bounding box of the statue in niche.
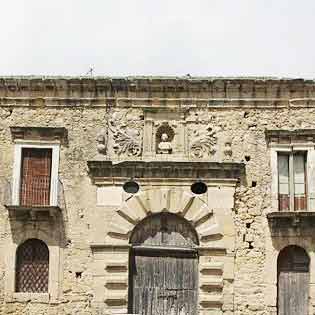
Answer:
[158,133,172,154]
[96,128,108,154]
[156,123,175,154]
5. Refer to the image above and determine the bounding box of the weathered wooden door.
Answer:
[278,245,310,315]
[129,213,198,315]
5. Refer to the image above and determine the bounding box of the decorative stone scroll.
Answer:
[189,123,217,158]
[185,109,218,159]
[108,109,144,157]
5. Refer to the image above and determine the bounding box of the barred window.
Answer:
[15,239,49,293]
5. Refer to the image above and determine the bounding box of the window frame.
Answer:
[15,238,50,293]
[5,233,61,303]
[277,150,307,211]
[270,144,315,212]
[12,141,60,206]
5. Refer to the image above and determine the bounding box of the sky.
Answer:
[1,0,315,78]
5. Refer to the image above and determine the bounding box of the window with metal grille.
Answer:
[20,148,52,206]
[15,239,49,293]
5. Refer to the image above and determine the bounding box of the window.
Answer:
[20,148,52,206]
[12,142,60,207]
[278,152,307,211]
[15,239,49,293]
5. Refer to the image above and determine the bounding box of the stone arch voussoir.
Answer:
[108,187,224,243]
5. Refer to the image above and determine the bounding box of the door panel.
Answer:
[278,271,309,315]
[130,252,198,315]
[278,246,310,315]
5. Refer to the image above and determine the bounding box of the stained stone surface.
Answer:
[0,76,315,314]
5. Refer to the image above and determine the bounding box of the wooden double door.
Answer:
[129,213,199,315]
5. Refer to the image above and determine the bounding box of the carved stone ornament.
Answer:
[189,124,217,158]
[109,109,143,157]
[96,128,108,154]
[156,123,175,154]
[224,139,233,156]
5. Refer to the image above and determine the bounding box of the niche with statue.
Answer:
[156,123,175,154]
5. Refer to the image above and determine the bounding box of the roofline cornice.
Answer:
[0,76,314,107]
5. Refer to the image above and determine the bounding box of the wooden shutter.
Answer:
[278,154,290,211]
[20,148,52,206]
[294,153,307,211]
[15,239,49,293]
[278,246,310,315]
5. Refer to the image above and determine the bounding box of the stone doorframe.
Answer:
[88,161,244,315]
[264,234,315,315]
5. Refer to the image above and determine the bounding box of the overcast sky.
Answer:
[1,0,315,78]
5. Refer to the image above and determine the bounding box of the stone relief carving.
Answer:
[186,109,218,158]
[96,128,108,154]
[185,108,212,124]
[109,109,144,157]
[189,124,217,158]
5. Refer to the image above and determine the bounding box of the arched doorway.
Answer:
[129,213,199,315]
[277,245,310,315]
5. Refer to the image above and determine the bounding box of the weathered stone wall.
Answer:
[0,77,314,314]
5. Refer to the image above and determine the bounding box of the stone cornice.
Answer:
[10,126,68,144]
[87,160,245,183]
[0,77,315,108]
[265,129,315,144]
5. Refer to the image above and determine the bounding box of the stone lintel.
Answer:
[265,129,315,145]
[87,161,245,183]
[10,126,68,144]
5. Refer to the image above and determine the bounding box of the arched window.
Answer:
[277,245,310,315]
[16,239,49,293]
[129,213,199,315]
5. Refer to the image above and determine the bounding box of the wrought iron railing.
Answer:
[0,177,65,209]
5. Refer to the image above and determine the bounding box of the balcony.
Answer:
[267,211,315,236]
[0,177,65,220]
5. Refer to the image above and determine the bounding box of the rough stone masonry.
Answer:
[0,76,315,314]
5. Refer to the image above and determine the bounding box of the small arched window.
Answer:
[15,239,49,293]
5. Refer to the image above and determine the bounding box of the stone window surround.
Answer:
[270,144,315,212]
[11,140,60,206]
[4,228,61,303]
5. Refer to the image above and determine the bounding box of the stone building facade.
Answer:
[0,76,314,314]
